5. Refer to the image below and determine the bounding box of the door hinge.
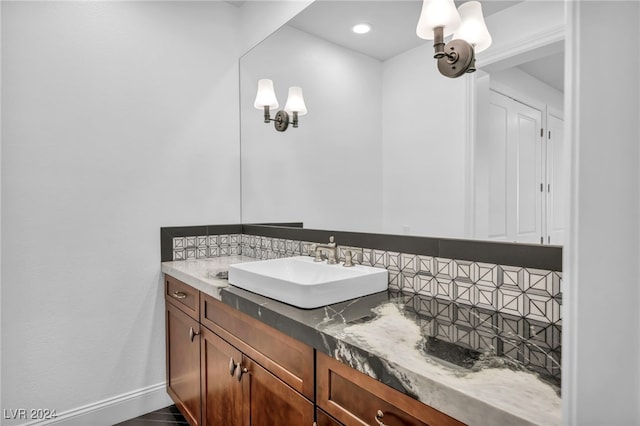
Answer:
[548,130,551,139]
[548,183,551,192]
[548,236,551,244]
[540,183,543,192]
[540,236,544,244]
[540,128,543,138]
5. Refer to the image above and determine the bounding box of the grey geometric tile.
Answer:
[400,274,417,293]
[260,237,272,250]
[229,246,240,256]
[197,236,208,248]
[208,235,218,246]
[454,260,478,283]
[185,236,197,248]
[400,253,418,274]
[476,284,497,310]
[524,268,554,296]
[230,234,240,245]
[219,234,229,245]
[219,246,230,256]
[453,280,476,306]
[434,279,454,300]
[497,288,524,316]
[417,255,434,276]
[387,251,401,272]
[415,275,436,297]
[209,246,219,257]
[173,237,185,249]
[361,249,374,266]
[499,265,525,290]
[185,248,196,260]
[524,293,557,323]
[173,249,185,260]
[477,262,498,286]
[196,247,208,259]
[434,258,454,279]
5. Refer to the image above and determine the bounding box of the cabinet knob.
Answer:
[235,365,248,382]
[374,410,387,426]
[189,327,199,342]
[172,291,187,300]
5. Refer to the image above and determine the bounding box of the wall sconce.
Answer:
[416,0,491,78]
[254,79,307,132]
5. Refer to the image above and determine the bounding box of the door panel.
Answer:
[201,327,244,426]
[486,90,543,243]
[166,303,201,426]
[547,111,565,245]
[244,357,314,426]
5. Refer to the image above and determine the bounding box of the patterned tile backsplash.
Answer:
[171,232,562,382]
[172,233,562,324]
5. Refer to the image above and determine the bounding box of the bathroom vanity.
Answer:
[161,255,561,426]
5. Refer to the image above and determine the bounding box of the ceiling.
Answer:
[285,0,563,92]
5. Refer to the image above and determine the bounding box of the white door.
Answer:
[546,110,565,245]
[486,90,544,243]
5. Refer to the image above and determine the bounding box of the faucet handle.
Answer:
[328,236,336,246]
[343,247,363,267]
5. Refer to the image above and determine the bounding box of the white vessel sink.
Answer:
[228,256,388,309]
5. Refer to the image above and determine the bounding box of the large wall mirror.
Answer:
[240,0,566,245]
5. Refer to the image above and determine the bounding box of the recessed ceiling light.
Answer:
[352,23,373,35]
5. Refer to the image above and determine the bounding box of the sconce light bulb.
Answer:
[254,79,279,109]
[416,0,461,39]
[453,1,492,53]
[284,87,307,116]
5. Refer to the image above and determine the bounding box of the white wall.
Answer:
[1,2,241,424]
[381,44,468,238]
[565,1,640,424]
[240,25,383,233]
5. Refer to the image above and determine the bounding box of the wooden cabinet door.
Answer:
[201,327,244,426]
[166,303,201,426]
[242,356,314,426]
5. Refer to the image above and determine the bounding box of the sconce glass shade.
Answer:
[254,79,279,109]
[284,87,307,116]
[416,0,461,39]
[452,1,492,53]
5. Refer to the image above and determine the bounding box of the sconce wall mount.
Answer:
[417,0,491,78]
[254,80,307,132]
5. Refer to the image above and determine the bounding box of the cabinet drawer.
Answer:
[200,293,314,401]
[317,352,465,426]
[165,275,199,319]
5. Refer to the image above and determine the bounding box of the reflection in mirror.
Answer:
[240,0,565,245]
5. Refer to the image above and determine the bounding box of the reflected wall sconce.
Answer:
[254,79,307,132]
[416,0,492,78]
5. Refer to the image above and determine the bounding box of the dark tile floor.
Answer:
[114,405,188,426]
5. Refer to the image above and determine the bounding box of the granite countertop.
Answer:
[161,258,562,426]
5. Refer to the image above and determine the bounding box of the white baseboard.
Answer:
[20,382,173,426]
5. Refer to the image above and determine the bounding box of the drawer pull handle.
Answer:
[189,327,199,342]
[172,291,187,300]
[229,358,238,376]
[235,365,248,382]
[375,410,387,426]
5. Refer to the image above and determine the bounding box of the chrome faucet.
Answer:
[343,247,363,267]
[311,236,338,264]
